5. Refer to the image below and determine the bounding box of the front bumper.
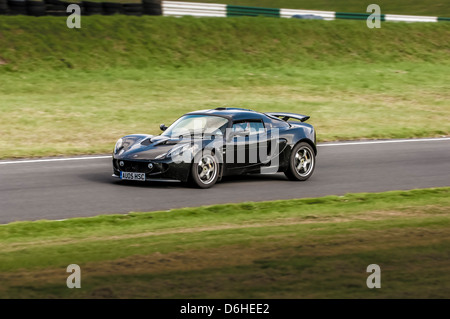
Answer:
[112,157,191,183]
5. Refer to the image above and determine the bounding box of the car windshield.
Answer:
[162,115,229,138]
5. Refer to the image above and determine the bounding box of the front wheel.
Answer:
[189,152,220,188]
[284,142,315,181]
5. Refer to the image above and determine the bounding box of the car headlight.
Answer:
[114,138,123,154]
[155,152,167,160]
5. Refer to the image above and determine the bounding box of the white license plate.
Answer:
[120,172,146,181]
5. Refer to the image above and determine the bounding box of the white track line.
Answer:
[0,137,448,165]
[0,155,111,165]
[318,137,450,147]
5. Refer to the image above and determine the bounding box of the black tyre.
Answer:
[7,0,27,15]
[190,151,220,189]
[142,0,160,4]
[43,0,63,4]
[143,0,161,15]
[102,2,122,15]
[82,0,101,15]
[0,0,8,14]
[26,0,45,6]
[45,2,65,11]
[46,6,66,15]
[63,2,85,16]
[26,0,46,16]
[143,7,161,15]
[123,3,141,15]
[284,142,315,181]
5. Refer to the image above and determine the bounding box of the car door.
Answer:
[225,120,266,170]
[260,117,289,172]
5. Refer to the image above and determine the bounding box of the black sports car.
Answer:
[112,108,316,188]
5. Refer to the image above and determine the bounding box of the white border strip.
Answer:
[318,137,450,147]
[384,14,437,22]
[160,1,444,22]
[0,155,111,165]
[280,8,335,20]
[163,1,226,17]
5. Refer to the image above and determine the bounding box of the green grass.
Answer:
[0,16,449,158]
[0,187,449,298]
[2,16,449,71]
[176,0,450,17]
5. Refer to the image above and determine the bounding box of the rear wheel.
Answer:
[284,142,315,181]
[190,152,219,188]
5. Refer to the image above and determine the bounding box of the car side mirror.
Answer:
[160,124,168,131]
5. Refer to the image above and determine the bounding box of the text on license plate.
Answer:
[120,172,146,181]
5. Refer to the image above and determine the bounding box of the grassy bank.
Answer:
[0,16,449,158]
[0,187,449,298]
[2,16,449,71]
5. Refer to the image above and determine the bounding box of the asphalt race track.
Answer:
[1,138,449,224]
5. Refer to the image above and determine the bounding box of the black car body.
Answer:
[112,108,316,188]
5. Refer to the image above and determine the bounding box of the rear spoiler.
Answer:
[265,112,310,122]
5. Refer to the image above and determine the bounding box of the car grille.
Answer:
[114,159,167,175]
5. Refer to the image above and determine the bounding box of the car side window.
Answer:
[248,121,265,134]
[232,122,248,133]
[232,121,265,135]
